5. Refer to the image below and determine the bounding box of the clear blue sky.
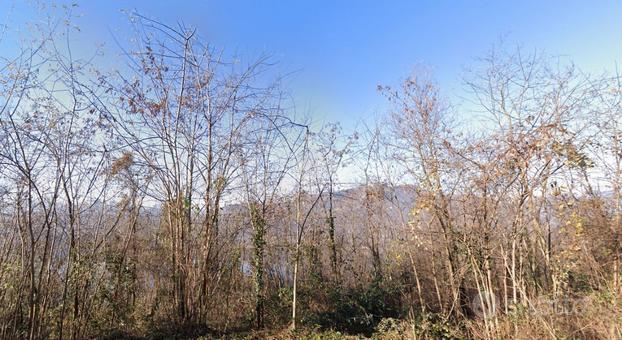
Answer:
[2,1,621,130]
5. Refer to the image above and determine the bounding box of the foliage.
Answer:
[1,6,622,340]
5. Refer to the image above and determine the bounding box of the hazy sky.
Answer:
[2,1,621,130]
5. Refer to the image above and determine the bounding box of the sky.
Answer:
[1,0,622,132]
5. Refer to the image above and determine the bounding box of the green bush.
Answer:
[308,279,403,336]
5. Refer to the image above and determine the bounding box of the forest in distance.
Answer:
[2,5,622,340]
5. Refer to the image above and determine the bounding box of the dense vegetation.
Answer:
[1,10,622,340]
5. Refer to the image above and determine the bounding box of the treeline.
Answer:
[1,12,622,339]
